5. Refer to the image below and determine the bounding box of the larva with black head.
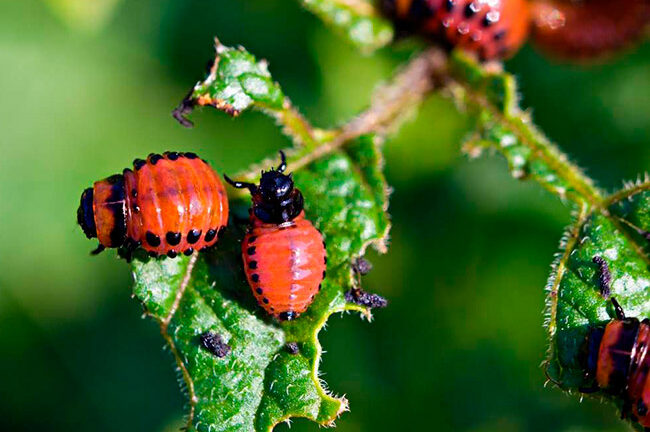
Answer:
[224,151,326,321]
[77,151,229,259]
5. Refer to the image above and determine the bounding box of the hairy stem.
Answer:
[228,48,447,196]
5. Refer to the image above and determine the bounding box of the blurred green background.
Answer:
[1,0,649,430]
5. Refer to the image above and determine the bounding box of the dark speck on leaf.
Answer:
[200,331,231,358]
[353,257,373,275]
[345,288,388,309]
[285,342,299,355]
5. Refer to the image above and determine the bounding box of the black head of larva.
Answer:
[77,187,97,239]
[224,151,304,224]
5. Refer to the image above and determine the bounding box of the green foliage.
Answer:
[131,133,390,431]
[298,0,393,53]
[545,181,650,391]
[449,52,602,207]
[184,40,285,116]
[446,49,650,428]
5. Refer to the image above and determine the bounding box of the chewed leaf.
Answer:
[299,0,393,53]
[545,180,650,424]
[173,39,285,127]
[447,51,601,206]
[130,135,390,431]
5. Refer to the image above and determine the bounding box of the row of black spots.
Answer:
[145,227,221,248]
[132,152,200,170]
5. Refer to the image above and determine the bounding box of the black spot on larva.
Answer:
[166,231,181,246]
[251,274,259,283]
[204,229,217,242]
[133,159,146,170]
[247,246,256,255]
[249,261,258,270]
[318,284,322,291]
[167,250,178,258]
[494,29,506,40]
[324,256,327,265]
[200,331,231,358]
[445,0,454,12]
[248,236,257,244]
[345,288,388,309]
[184,152,198,159]
[256,287,263,295]
[638,399,648,417]
[131,189,137,198]
[278,311,297,321]
[199,246,208,252]
[482,11,498,27]
[134,205,140,213]
[285,342,299,354]
[322,270,326,279]
[464,2,477,18]
[165,151,180,160]
[145,231,161,247]
[263,297,269,304]
[187,229,201,244]
[184,248,194,256]
[149,153,163,164]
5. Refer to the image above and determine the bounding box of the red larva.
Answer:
[530,0,650,60]
[382,0,531,60]
[581,297,650,426]
[579,258,650,426]
[225,152,326,321]
[77,151,229,258]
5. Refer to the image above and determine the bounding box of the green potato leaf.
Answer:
[131,135,390,431]
[173,39,285,128]
[545,180,650,398]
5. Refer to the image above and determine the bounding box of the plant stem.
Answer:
[234,47,607,211]
[228,47,447,196]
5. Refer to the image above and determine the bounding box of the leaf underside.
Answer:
[131,135,390,432]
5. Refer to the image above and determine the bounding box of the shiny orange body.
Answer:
[83,152,228,257]
[592,318,650,426]
[385,0,531,60]
[531,0,650,60]
[242,212,326,319]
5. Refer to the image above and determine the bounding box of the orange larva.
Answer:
[225,152,326,321]
[382,0,531,60]
[77,151,229,258]
[530,0,650,60]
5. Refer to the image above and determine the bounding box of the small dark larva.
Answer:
[200,332,231,358]
[77,152,229,258]
[530,0,650,60]
[224,151,326,321]
[382,0,531,60]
